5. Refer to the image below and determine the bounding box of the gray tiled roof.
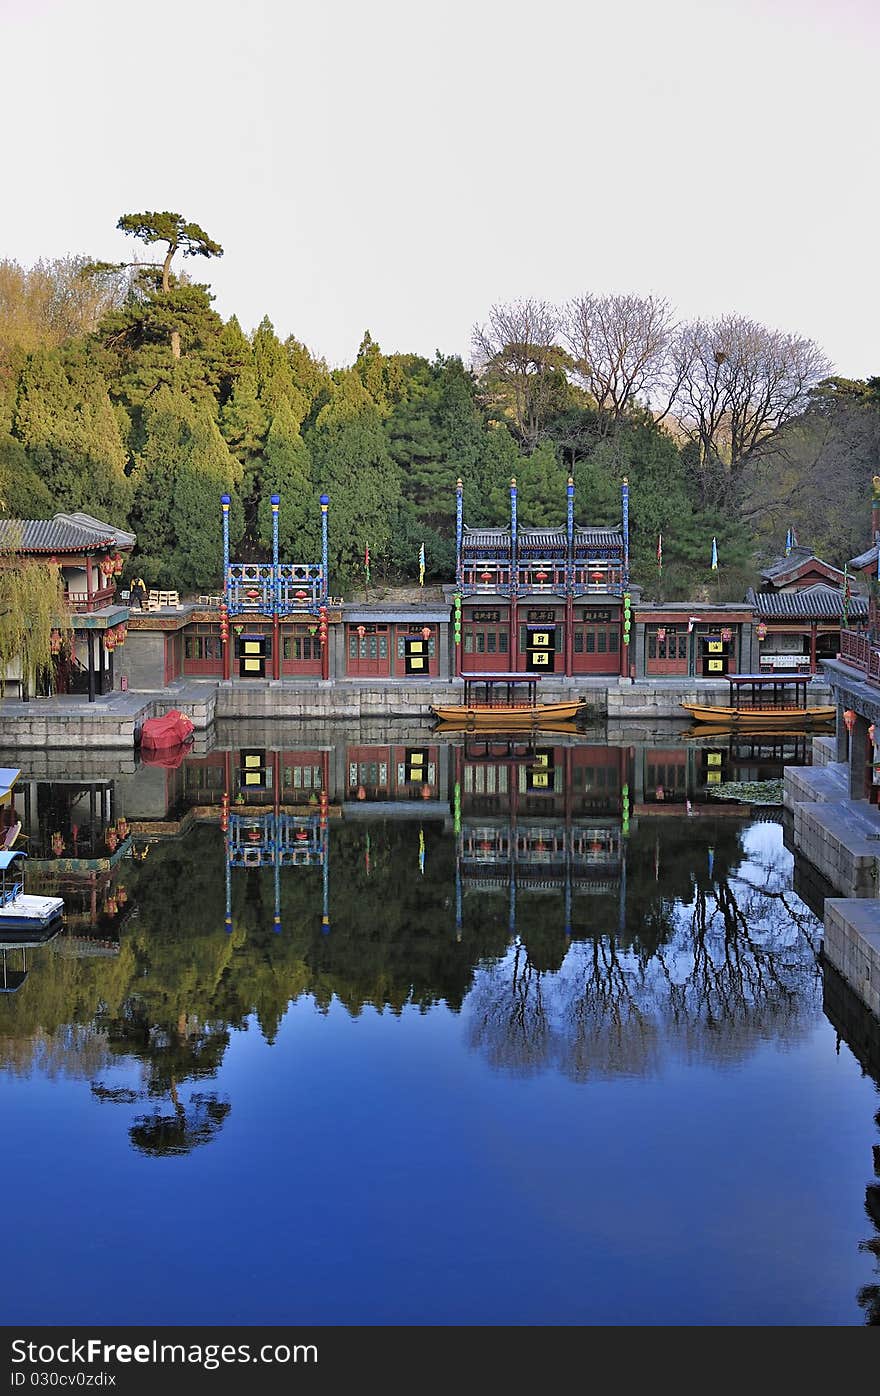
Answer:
[849,544,878,570]
[462,524,623,549]
[0,518,118,553]
[53,512,136,549]
[747,584,867,621]
[759,547,843,584]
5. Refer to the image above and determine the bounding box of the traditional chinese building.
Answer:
[0,512,134,700]
[452,476,630,677]
[745,543,859,673]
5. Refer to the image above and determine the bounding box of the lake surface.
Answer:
[1,725,879,1326]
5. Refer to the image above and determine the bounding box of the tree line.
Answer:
[1,210,878,598]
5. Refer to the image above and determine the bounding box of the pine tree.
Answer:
[257,397,319,560]
[306,371,401,582]
[13,344,131,520]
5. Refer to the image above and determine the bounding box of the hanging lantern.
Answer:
[421,626,432,641]
[657,627,666,643]
[356,625,366,638]
[113,552,124,576]
[100,555,115,579]
[590,568,604,582]
[756,621,767,641]
[721,627,733,644]
[869,723,876,744]
[116,816,129,840]
[103,630,117,651]
[295,589,308,603]
[535,569,548,583]
[50,628,62,655]
[844,709,857,732]
[114,624,127,647]
[357,784,366,800]
[51,832,64,857]
[105,828,119,852]
[480,569,492,583]
[421,783,432,800]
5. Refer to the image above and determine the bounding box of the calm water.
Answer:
[1,726,879,1326]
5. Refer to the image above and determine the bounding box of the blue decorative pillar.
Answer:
[621,476,630,592]
[224,837,232,936]
[566,475,575,675]
[321,830,330,935]
[455,477,463,589]
[510,476,518,666]
[271,494,280,680]
[320,493,330,603]
[273,831,281,935]
[221,493,230,599]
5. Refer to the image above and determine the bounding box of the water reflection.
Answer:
[1,726,879,1322]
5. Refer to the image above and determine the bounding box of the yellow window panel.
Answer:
[534,753,548,767]
[707,753,722,767]
[708,659,723,671]
[707,771,722,784]
[532,653,549,666]
[244,754,261,768]
[244,772,261,786]
[409,641,424,653]
[531,772,549,789]
[532,632,550,647]
[708,641,723,653]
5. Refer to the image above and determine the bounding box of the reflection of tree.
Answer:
[129,1094,231,1157]
[466,825,822,1078]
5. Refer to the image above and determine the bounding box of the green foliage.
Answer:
[256,398,318,558]
[306,371,402,581]
[0,544,71,694]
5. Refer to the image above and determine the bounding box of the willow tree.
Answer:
[0,547,72,697]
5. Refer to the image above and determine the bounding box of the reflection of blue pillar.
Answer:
[273,820,281,934]
[320,494,330,603]
[455,478,463,589]
[509,840,516,939]
[221,494,230,602]
[621,476,630,591]
[564,837,572,939]
[566,475,575,593]
[455,844,462,941]
[619,845,626,937]
[271,494,280,612]
[321,826,330,934]
[224,834,232,935]
[510,477,518,584]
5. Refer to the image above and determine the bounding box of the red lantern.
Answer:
[535,570,548,582]
[421,626,432,641]
[590,569,604,582]
[114,624,126,647]
[421,783,432,800]
[721,627,733,644]
[480,570,492,583]
[756,622,767,641]
[100,556,115,579]
[844,709,856,732]
[657,627,666,643]
[356,625,366,638]
[357,784,366,800]
[103,630,117,652]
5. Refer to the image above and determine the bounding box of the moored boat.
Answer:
[681,673,835,727]
[0,851,64,932]
[431,673,585,730]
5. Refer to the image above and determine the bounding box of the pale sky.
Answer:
[3,0,878,376]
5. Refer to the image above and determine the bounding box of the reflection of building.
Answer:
[221,749,330,935]
[452,740,628,939]
[14,775,132,937]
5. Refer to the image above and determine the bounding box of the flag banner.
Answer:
[711,537,718,571]
[657,533,662,574]
[785,528,792,556]
[364,543,371,586]
[842,563,850,623]
[418,542,425,587]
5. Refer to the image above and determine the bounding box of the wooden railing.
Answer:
[65,585,117,613]
[840,628,880,685]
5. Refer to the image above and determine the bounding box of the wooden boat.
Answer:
[681,673,836,727]
[431,673,585,730]
[0,851,64,932]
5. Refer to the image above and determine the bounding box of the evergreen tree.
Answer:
[257,397,319,559]
[13,344,131,520]
[253,316,296,414]
[306,371,401,582]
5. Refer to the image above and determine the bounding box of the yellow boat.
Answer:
[681,673,835,727]
[432,673,584,730]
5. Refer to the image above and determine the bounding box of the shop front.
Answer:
[345,618,441,679]
[461,606,511,673]
[570,605,622,676]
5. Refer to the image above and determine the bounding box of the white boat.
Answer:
[0,851,64,933]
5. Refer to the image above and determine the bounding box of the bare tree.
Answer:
[670,315,831,492]
[561,292,683,428]
[471,299,567,448]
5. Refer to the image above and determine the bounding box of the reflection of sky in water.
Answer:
[0,814,878,1326]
